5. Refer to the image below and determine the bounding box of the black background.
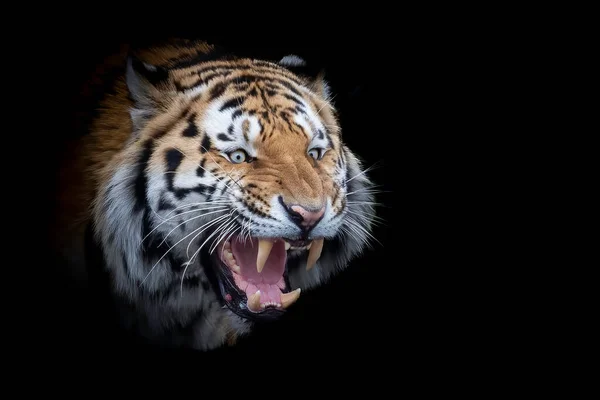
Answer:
[38,18,400,367]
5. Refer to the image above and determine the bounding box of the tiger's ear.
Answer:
[278,55,332,101]
[126,55,171,131]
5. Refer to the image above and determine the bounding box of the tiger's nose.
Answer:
[279,197,325,229]
[289,205,326,228]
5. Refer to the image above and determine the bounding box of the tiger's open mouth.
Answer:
[209,235,323,321]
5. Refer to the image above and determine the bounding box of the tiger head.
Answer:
[93,43,377,340]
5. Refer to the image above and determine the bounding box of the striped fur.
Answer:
[54,39,377,350]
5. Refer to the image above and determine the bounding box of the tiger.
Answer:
[53,38,377,351]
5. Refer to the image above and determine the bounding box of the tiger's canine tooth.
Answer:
[306,238,324,271]
[256,239,274,273]
[280,288,301,309]
[248,290,261,312]
[285,241,291,250]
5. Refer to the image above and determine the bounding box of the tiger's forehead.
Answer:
[136,57,339,157]
[180,70,332,151]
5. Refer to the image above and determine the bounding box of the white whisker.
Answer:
[220,226,241,254]
[185,212,233,258]
[344,209,385,227]
[139,214,230,286]
[347,201,384,206]
[180,218,236,294]
[187,219,235,266]
[344,216,381,246]
[345,162,381,184]
[140,206,229,246]
[159,208,230,246]
[164,201,231,217]
[209,219,239,254]
[346,187,387,197]
[210,223,240,256]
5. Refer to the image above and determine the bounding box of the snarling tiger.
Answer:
[54,39,377,350]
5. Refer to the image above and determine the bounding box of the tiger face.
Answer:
[93,45,376,338]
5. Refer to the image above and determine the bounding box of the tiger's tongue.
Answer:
[231,239,287,284]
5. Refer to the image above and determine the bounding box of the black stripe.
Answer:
[165,148,214,200]
[173,184,215,200]
[280,112,295,133]
[134,140,153,212]
[132,103,191,216]
[175,64,305,98]
[196,159,206,177]
[204,184,216,198]
[232,110,242,119]
[173,80,189,92]
[158,194,175,211]
[182,115,199,137]
[209,74,303,100]
[257,120,264,137]
[177,61,242,76]
[278,79,303,97]
[201,70,234,83]
[219,97,244,112]
[327,134,335,150]
[186,62,303,86]
[259,87,275,112]
[175,70,234,91]
[217,133,233,141]
[251,61,304,84]
[164,147,215,199]
[232,82,250,92]
[209,82,227,99]
[165,148,184,192]
[282,93,305,107]
[200,135,211,153]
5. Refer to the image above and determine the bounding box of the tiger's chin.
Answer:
[206,235,323,322]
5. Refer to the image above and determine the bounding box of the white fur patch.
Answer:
[279,55,306,67]
[245,116,262,143]
[202,100,262,156]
